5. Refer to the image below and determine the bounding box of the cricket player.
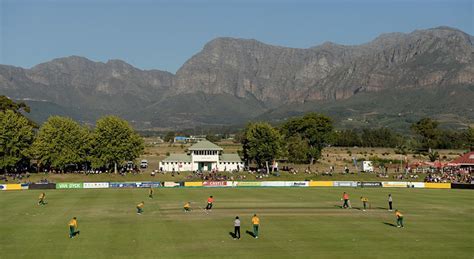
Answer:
[252,214,260,239]
[184,202,191,212]
[38,192,46,205]
[68,217,80,238]
[360,196,369,211]
[395,210,404,228]
[388,194,393,211]
[205,196,214,210]
[149,187,153,199]
[234,216,241,240]
[137,201,144,215]
[342,192,350,209]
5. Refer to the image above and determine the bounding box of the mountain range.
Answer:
[1,26,473,131]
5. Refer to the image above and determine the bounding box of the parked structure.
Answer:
[159,140,243,172]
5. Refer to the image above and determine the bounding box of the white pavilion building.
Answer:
[159,140,243,172]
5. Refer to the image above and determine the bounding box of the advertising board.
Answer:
[424,183,451,189]
[28,183,56,190]
[382,182,409,188]
[285,181,309,187]
[202,181,228,187]
[451,183,474,189]
[138,182,162,188]
[357,182,382,188]
[5,184,21,190]
[260,181,286,187]
[333,181,358,187]
[109,182,140,188]
[409,182,425,188]
[234,181,262,187]
[185,182,203,187]
[83,182,109,189]
[56,183,83,189]
[309,181,333,187]
[164,182,182,187]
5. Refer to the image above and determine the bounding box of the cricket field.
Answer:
[1,188,473,258]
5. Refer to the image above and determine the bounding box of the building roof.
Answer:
[451,151,474,165]
[161,154,191,163]
[220,153,242,162]
[188,140,223,151]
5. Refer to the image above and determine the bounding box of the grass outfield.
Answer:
[1,188,473,258]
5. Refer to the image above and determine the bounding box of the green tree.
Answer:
[332,129,361,147]
[410,118,440,149]
[31,116,91,170]
[360,128,402,147]
[281,113,333,164]
[241,122,283,168]
[206,134,221,143]
[91,116,144,170]
[465,127,474,151]
[0,110,35,171]
[0,95,37,128]
[437,130,464,149]
[427,150,440,162]
[286,135,310,163]
[163,131,175,143]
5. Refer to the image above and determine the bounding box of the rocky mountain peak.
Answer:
[1,27,472,129]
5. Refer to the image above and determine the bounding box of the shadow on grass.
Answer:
[245,230,255,238]
[383,222,397,227]
[229,232,236,238]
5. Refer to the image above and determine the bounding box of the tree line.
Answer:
[1,96,472,172]
[1,97,143,173]
[240,115,473,168]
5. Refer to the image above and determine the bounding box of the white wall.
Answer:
[159,162,192,172]
[159,161,244,172]
[217,162,244,172]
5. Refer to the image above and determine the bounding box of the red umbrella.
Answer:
[433,161,445,168]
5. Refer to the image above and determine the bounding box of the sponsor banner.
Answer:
[164,182,181,188]
[261,181,286,187]
[408,182,425,188]
[56,182,83,189]
[424,183,451,189]
[451,183,474,189]
[285,181,309,187]
[21,183,29,190]
[185,182,203,187]
[83,182,109,189]
[0,184,6,191]
[202,181,228,187]
[333,181,358,187]
[110,182,141,188]
[357,182,383,188]
[382,182,409,188]
[234,181,262,187]
[28,183,56,190]
[138,182,162,188]
[6,184,22,190]
[309,181,333,187]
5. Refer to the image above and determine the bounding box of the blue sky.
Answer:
[0,0,472,73]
